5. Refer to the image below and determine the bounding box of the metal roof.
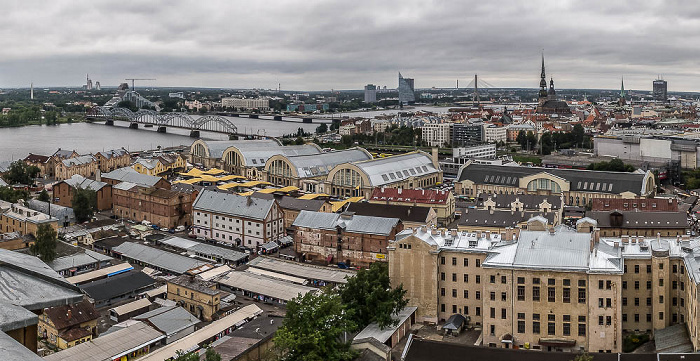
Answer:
[62,154,95,167]
[293,210,401,236]
[353,151,438,187]
[247,256,354,284]
[240,144,321,168]
[108,298,152,316]
[0,330,45,361]
[111,242,207,274]
[354,306,417,344]
[62,174,108,191]
[193,189,275,221]
[48,249,113,272]
[79,272,156,302]
[218,271,316,301]
[284,148,372,178]
[101,167,163,188]
[65,263,133,285]
[43,321,165,361]
[203,139,279,158]
[134,306,200,336]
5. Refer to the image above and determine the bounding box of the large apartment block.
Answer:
[192,190,284,249]
[389,224,700,353]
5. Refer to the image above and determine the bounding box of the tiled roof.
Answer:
[44,299,98,330]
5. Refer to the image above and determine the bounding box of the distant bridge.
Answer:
[87,107,243,138]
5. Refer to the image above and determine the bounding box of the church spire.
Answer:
[539,52,548,98]
[620,76,625,98]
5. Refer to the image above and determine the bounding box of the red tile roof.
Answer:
[369,188,450,205]
[44,299,99,330]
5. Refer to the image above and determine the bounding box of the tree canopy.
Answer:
[339,262,408,329]
[586,158,635,172]
[38,189,50,202]
[0,186,29,203]
[172,348,221,361]
[273,289,357,361]
[2,161,40,185]
[72,187,97,223]
[30,224,57,263]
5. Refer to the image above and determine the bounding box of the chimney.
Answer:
[67,309,72,320]
[549,227,555,235]
[621,235,629,244]
[485,231,491,240]
[450,230,457,237]
[682,234,691,242]
[613,241,619,249]
[489,208,494,215]
[431,148,439,168]
[505,227,514,242]
[590,228,600,253]
[657,232,661,242]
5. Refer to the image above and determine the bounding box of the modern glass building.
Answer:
[398,73,415,104]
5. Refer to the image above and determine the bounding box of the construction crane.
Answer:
[125,78,156,91]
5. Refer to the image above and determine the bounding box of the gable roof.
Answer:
[193,190,275,221]
[62,174,109,191]
[44,299,98,330]
[370,187,451,205]
[353,152,439,187]
[101,167,165,188]
[346,202,432,223]
[292,210,401,236]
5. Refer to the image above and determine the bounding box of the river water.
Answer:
[0,117,321,161]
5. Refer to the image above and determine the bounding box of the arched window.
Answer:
[526,178,562,193]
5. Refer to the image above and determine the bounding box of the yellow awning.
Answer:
[178,168,204,177]
[198,175,220,182]
[257,188,281,194]
[216,175,246,181]
[173,178,203,185]
[203,168,226,175]
[238,180,272,188]
[298,193,330,200]
[218,182,244,190]
[330,197,364,212]
[237,191,254,196]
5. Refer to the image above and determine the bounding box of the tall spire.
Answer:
[539,52,548,98]
[541,52,546,79]
[620,76,625,98]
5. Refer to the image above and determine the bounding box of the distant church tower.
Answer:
[618,77,627,106]
[536,53,572,115]
[538,54,548,106]
[30,82,34,100]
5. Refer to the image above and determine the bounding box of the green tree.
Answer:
[38,189,50,202]
[172,348,221,361]
[571,352,593,361]
[341,135,353,148]
[571,123,585,148]
[72,187,96,223]
[339,262,408,329]
[30,224,57,262]
[587,158,635,172]
[0,186,29,203]
[316,123,328,134]
[274,289,357,361]
[295,136,305,145]
[3,161,40,185]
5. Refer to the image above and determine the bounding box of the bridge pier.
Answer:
[249,114,259,119]
[105,120,114,126]
[129,122,138,129]
[189,130,200,138]
[273,115,282,121]
[302,118,312,123]
[157,126,167,133]
[228,134,238,140]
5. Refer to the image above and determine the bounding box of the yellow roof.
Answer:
[203,168,226,175]
[278,186,299,192]
[238,180,272,188]
[257,186,299,194]
[330,197,364,212]
[198,174,220,182]
[173,178,203,185]
[216,175,246,181]
[179,168,204,177]
[237,191,254,196]
[298,193,330,200]
[256,188,280,194]
[218,182,244,190]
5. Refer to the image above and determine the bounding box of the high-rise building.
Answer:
[86,74,93,90]
[398,72,415,104]
[653,78,667,101]
[364,84,377,103]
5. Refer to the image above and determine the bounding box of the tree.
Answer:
[571,123,585,148]
[295,136,305,145]
[0,186,29,203]
[204,348,221,361]
[341,135,353,147]
[3,161,39,185]
[274,289,357,361]
[339,262,408,329]
[571,352,593,361]
[72,187,96,223]
[172,348,221,361]
[38,189,50,202]
[587,158,635,172]
[30,224,57,262]
[316,123,328,134]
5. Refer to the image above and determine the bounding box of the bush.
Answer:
[622,333,650,352]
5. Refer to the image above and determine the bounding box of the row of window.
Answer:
[441,256,482,267]
[624,263,684,273]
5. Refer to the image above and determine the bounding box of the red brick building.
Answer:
[113,183,193,229]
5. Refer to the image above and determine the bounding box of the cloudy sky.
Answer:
[1,0,699,92]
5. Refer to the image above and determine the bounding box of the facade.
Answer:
[591,198,678,212]
[251,193,332,232]
[0,232,34,250]
[167,274,223,321]
[37,299,99,350]
[452,123,483,146]
[346,202,437,228]
[653,79,668,101]
[398,72,416,104]
[221,97,270,111]
[578,211,688,237]
[369,187,455,226]
[23,154,52,178]
[264,148,372,192]
[0,200,58,236]
[594,135,700,170]
[55,155,98,181]
[292,210,402,267]
[455,163,656,207]
[364,84,377,103]
[192,190,285,248]
[324,151,442,199]
[453,144,496,160]
[482,124,507,143]
[94,149,130,173]
[112,183,194,229]
[421,123,453,147]
[132,154,187,176]
[53,174,112,211]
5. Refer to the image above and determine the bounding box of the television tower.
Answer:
[30,82,34,100]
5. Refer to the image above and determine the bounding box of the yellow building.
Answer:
[167,274,223,321]
[0,200,58,236]
[132,154,187,177]
[38,299,99,350]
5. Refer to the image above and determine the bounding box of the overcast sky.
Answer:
[2,0,700,92]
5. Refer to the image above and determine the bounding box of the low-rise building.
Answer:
[192,190,285,249]
[94,148,130,173]
[38,299,99,350]
[113,182,193,229]
[100,166,171,189]
[251,193,332,232]
[53,174,113,211]
[346,202,437,228]
[132,153,187,176]
[293,210,402,267]
[0,200,58,236]
[55,155,98,181]
[0,232,34,250]
[221,97,270,111]
[369,187,455,226]
[167,274,223,321]
[579,211,688,237]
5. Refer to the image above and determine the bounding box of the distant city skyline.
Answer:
[2,1,700,91]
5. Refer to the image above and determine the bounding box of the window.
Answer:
[441,304,445,312]
[598,316,604,325]
[476,291,481,300]
[606,280,612,290]
[659,296,664,304]
[490,308,495,319]
[634,314,639,322]
[518,313,525,319]
[647,265,652,273]
[673,264,678,273]
[659,279,664,287]
[647,314,652,322]
[622,281,627,289]
[563,323,571,336]
[578,323,586,336]
[464,290,469,299]
[490,292,496,301]
[452,305,457,313]
[452,289,457,298]
[548,322,556,335]
[634,298,639,306]
[578,280,586,287]
[673,281,677,289]
[517,286,525,301]
[517,277,525,284]
[533,278,540,284]
[634,264,639,273]
[533,321,540,334]
[548,287,555,302]
[476,275,481,284]
[490,275,496,284]
[476,259,480,267]
[606,316,611,325]
[606,298,612,308]
[464,258,468,267]
[501,308,507,319]
[501,292,507,301]
[563,288,570,303]
[622,314,627,322]
[634,281,639,289]
[647,281,651,289]
[659,263,664,270]
[598,298,604,308]
[622,297,627,306]
[440,273,445,281]
[441,257,445,265]
[476,307,481,316]
[659,312,664,320]
[501,276,507,284]
[441,288,445,297]
[518,320,526,333]
[533,286,540,301]
[578,288,586,303]
[452,273,457,282]
[598,280,604,289]
[464,274,469,283]
[548,278,556,286]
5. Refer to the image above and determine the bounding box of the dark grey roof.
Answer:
[346,202,432,223]
[442,314,466,330]
[252,193,326,212]
[48,249,113,272]
[292,210,401,236]
[134,306,199,336]
[457,163,649,195]
[193,190,275,221]
[587,211,688,229]
[112,242,207,274]
[0,330,46,361]
[79,271,156,302]
[169,274,221,296]
[458,209,554,228]
[62,174,109,191]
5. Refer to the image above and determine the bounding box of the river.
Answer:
[0,117,320,161]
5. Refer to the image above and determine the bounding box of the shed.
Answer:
[442,314,467,335]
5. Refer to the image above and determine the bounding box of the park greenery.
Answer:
[173,348,221,361]
[2,161,40,185]
[586,158,635,172]
[30,223,57,263]
[273,263,407,361]
[0,187,30,203]
[72,188,97,223]
[38,190,51,202]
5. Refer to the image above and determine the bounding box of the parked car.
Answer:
[175,225,186,232]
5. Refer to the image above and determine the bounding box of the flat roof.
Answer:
[109,298,152,316]
[65,263,134,285]
[246,267,307,285]
[79,271,156,302]
[218,272,316,301]
[138,304,263,361]
[112,242,207,274]
[354,306,417,344]
[247,256,354,284]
